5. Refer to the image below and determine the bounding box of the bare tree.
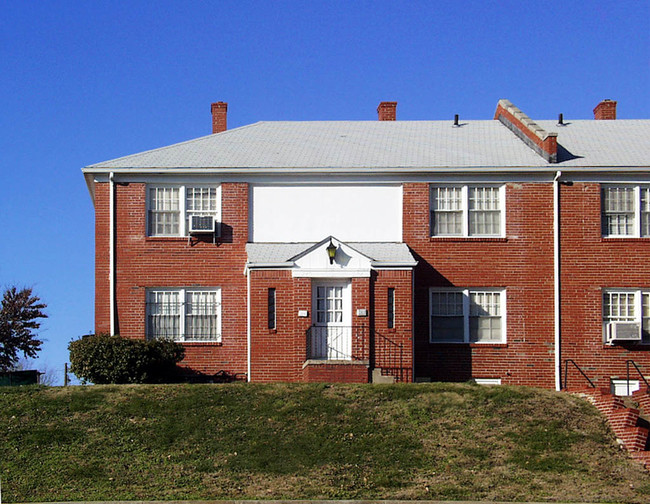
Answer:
[0,287,47,371]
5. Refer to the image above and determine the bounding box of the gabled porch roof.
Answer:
[246,238,417,270]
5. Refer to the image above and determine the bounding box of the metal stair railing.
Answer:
[626,360,650,396]
[563,359,596,391]
[372,330,404,382]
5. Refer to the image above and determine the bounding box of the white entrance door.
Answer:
[311,281,351,360]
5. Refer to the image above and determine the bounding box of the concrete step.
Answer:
[371,368,395,384]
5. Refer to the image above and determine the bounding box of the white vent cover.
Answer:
[607,322,642,343]
[189,215,215,234]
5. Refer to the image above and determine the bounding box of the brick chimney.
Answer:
[593,99,617,120]
[377,101,397,121]
[211,101,228,133]
[494,99,558,163]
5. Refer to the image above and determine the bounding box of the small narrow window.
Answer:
[387,288,395,329]
[268,288,276,330]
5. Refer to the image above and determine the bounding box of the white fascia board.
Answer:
[292,268,371,278]
[371,262,418,269]
[81,165,650,176]
[246,262,295,269]
[83,172,96,202]
[85,168,650,188]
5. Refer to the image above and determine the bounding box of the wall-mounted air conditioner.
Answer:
[189,215,215,234]
[607,322,642,343]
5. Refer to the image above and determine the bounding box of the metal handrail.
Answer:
[373,330,405,382]
[563,359,596,391]
[625,360,650,396]
[304,325,407,382]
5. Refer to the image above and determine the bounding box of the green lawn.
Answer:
[1,382,649,502]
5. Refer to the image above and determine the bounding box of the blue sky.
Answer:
[1,1,648,384]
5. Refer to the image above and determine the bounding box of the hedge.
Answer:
[68,334,185,384]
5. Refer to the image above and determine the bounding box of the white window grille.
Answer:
[431,185,503,237]
[469,187,501,236]
[430,291,464,342]
[430,288,505,343]
[147,288,221,342]
[603,290,650,343]
[147,185,220,237]
[470,291,502,342]
[431,187,463,235]
[148,187,180,236]
[147,290,181,340]
[186,187,219,234]
[316,286,344,324]
[602,185,650,238]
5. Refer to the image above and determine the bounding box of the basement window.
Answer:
[430,185,505,237]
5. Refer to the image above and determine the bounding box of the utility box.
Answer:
[0,370,40,386]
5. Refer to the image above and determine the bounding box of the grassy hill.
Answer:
[1,382,650,503]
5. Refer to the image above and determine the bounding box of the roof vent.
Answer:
[453,114,459,127]
[558,113,564,125]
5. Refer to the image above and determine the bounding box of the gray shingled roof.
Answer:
[83,119,650,172]
[246,242,417,267]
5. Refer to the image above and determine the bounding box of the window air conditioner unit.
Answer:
[607,322,642,343]
[189,215,215,234]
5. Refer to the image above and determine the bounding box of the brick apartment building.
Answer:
[82,98,650,391]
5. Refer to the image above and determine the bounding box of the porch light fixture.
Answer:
[326,239,337,264]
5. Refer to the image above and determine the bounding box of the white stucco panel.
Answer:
[250,184,402,242]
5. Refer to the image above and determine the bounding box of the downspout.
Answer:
[412,268,415,383]
[246,267,251,382]
[553,170,562,391]
[109,172,116,336]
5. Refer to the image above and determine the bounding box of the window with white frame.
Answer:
[147,288,221,342]
[147,185,220,237]
[430,185,504,237]
[430,288,505,343]
[602,185,650,237]
[603,290,650,343]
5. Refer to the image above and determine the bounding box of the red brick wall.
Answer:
[249,269,303,382]
[94,180,249,377]
[373,270,413,382]
[248,272,413,382]
[405,182,556,387]
[302,362,369,383]
[94,177,649,388]
[560,183,650,389]
[95,182,110,334]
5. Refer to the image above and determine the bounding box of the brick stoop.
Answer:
[577,387,650,470]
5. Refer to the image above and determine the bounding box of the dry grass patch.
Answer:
[1,382,650,502]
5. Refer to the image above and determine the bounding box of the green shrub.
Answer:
[68,334,185,384]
